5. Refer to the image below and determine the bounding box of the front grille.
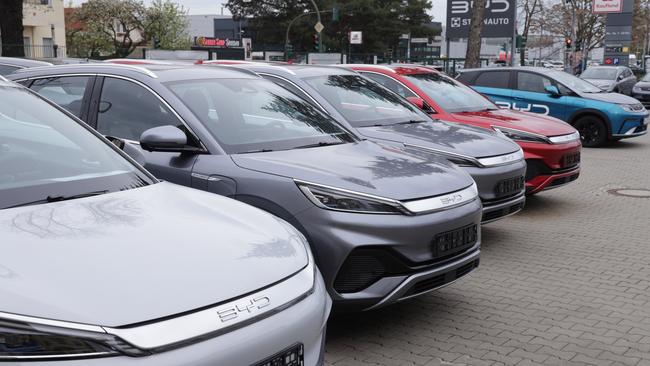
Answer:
[401,259,480,298]
[432,224,478,258]
[562,151,581,168]
[547,173,579,188]
[494,176,525,198]
[482,202,524,222]
[333,249,408,293]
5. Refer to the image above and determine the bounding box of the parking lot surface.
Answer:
[325,133,650,366]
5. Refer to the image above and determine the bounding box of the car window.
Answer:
[517,72,552,93]
[96,77,180,141]
[474,71,510,89]
[303,74,427,127]
[0,64,20,76]
[0,84,154,209]
[622,69,632,78]
[167,78,355,154]
[261,74,321,108]
[580,68,618,80]
[360,72,417,98]
[30,76,91,118]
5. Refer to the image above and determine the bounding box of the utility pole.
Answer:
[307,0,323,52]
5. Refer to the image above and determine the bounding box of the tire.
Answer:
[574,116,608,147]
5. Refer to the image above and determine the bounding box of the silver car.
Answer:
[10,64,483,311]
[580,66,637,95]
[0,77,330,365]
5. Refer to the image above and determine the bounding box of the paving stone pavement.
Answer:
[325,133,650,366]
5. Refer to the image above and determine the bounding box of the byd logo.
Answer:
[450,0,510,14]
[495,101,550,115]
[217,296,271,322]
[440,194,464,206]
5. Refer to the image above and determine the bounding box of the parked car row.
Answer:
[0,60,600,365]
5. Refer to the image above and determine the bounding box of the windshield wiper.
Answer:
[238,148,275,154]
[295,141,345,149]
[9,190,110,208]
[395,120,428,125]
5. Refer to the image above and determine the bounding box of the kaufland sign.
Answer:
[593,0,622,13]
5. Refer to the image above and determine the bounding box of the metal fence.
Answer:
[0,44,66,59]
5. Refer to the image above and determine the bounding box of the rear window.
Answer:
[473,71,510,89]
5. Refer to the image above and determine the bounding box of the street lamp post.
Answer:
[307,0,323,52]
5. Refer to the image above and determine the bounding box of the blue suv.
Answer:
[457,67,649,147]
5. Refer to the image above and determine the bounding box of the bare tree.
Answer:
[0,0,25,57]
[541,0,605,54]
[518,0,544,65]
[465,0,487,68]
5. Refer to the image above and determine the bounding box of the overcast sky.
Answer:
[69,0,447,23]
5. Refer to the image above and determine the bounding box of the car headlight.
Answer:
[548,131,581,144]
[620,103,645,113]
[492,126,550,144]
[296,181,406,214]
[632,86,642,93]
[0,314,148,361]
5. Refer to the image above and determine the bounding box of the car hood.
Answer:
[582,78,614,89]
[452,109,578,137]
[231,141,473,201]
[0,182,309,326]
[579,90,640,104]
[356,121,519,159]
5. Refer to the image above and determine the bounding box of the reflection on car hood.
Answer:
[453,109,578,137]
[231,141,473,201]
[582,78,614,88]
[356,121,520,158]
[0,182,308,326]
[579,90,641,104]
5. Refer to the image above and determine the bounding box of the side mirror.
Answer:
[406,96,435,113]
[544,85,561,97]
[140,125,188,152]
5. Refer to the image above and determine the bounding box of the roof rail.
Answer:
[0,75,8,82]
[338,64,397,73]
[15,63,159,78]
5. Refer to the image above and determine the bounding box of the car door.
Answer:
[469,70,513,109]
[512,71,566,119]
[26,75,95,119]
[89,76,200,187]
[621,68,636,95]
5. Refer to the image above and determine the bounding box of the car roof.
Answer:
[9,63,259,82]
[459,66,556,74]
[0,56,53,68]
[228,63,357,78]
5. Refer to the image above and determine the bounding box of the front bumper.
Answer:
[463,162,527,223]
[518,140,581,194]
[295,197,483,311]
[19,272,331,366]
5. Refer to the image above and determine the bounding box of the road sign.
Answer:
[593,0,622,13]
[349,31,363,44]
[314,22,324,33]
[446,0,516,39]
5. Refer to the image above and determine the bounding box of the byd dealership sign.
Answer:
[446,0,516,39]
[593,0,622,13]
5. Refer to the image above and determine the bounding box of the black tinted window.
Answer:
[96,78,179,141]
[517,72,552,93]
[30,76,91,117]
[0,65,19,75]
[474,71,510,89]
[361,72,416,98]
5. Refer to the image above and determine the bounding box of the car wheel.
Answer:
[574,116,607,147]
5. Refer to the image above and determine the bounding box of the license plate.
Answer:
[254,344,304,366]
[495,176,525,197]
[562,151,581,167]
[433,224,478,257]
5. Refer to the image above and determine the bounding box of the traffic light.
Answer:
[332,6,340,22]
[313,34,320,51]
[516,35,527,49]
[153,36,161,50]
[565,38,572,50]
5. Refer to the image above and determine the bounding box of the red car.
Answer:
[348,65,582,194]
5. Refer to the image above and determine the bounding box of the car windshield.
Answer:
[303,74,427,127]
[0,84,154,209]
[403,72,498,113]
[547,70,603,93]
[580,68,618,80]
[167,78,355,154]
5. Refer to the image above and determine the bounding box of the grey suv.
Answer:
[231,64,526,223]
[0,77,330,365]
[10,64,483,311]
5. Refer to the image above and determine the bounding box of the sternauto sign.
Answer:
[446,0,516,38]
[196,37,241,48]
[593,0,622,13]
